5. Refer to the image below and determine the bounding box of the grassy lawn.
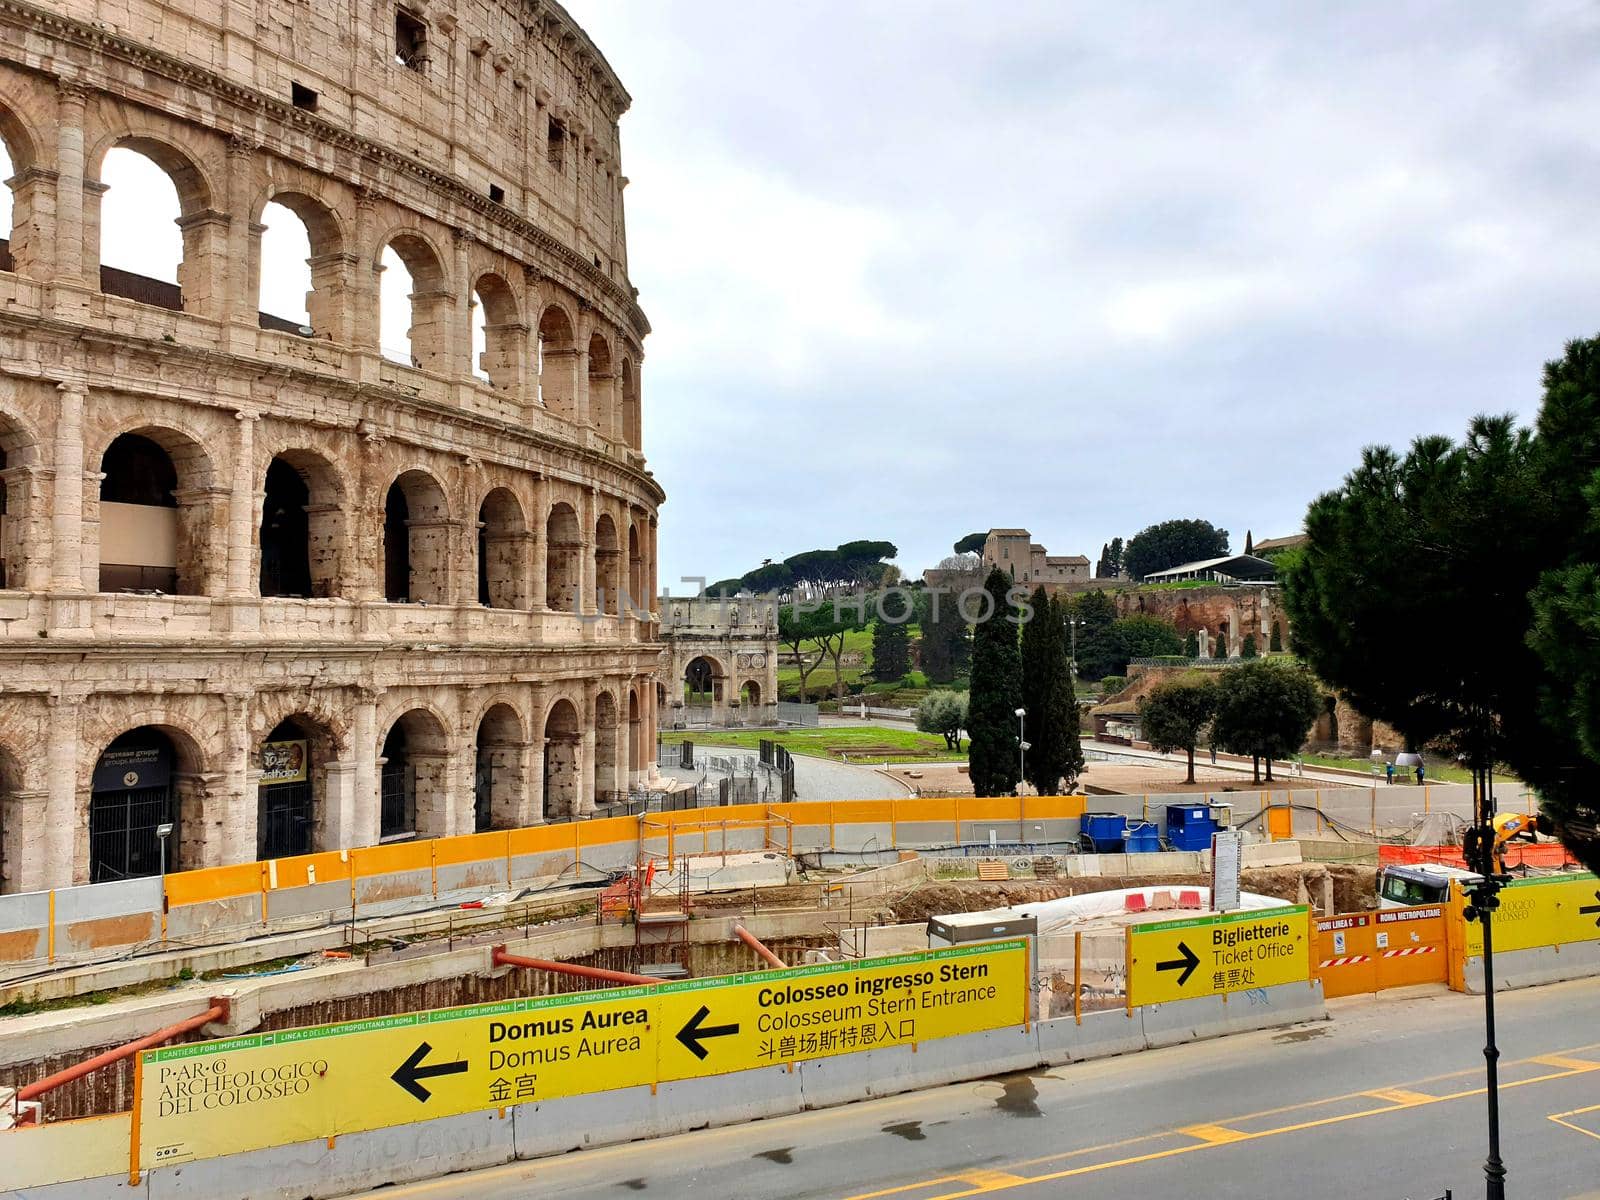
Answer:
[659,726,965,763]
[1297,752,1507,785]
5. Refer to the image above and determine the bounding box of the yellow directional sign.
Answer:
[135,986,656,1171]
[656,939,1030,1081]
[1128,906,1309,1006]
[1461,873,1600,955]
[134,940,1031,1173]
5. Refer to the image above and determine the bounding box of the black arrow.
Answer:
[392,1041,469,1103]
[1581,891,1600,926]
[1156,941,1201,987]
[676,1005,739,1060]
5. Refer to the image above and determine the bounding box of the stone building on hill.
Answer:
[983,528,1091,591]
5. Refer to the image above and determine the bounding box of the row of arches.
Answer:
[0,689,652,890]
[1,419,653,610]
[0,106,642,448]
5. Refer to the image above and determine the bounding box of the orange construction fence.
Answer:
[1313,904,1450,998]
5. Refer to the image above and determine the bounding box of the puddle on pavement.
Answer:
[994,1074,1043,1118]
[883,1120,926,1141]
[1273,1025,1331,1044]
[754,1147,796,1165]
[618,1180,648,1191]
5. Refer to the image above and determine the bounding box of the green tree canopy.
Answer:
[740,562,795,594]
[1021,589,1084,794]
[870,616,911,682]
[954,532,988,556]
[916,690,969,751]
[1209,659,1324,783]
[1284,338,1600,870]
[967,568,1023,796]
[1114,614,1184,660]
[1123,519,1230,580]
[1139,673,1218,784]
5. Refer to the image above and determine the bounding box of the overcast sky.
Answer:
[50,3,1600,591]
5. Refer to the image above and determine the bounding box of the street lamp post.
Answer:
[1015,707,1027,793]
[1460,717,1507,1200]
[156,822,174,946]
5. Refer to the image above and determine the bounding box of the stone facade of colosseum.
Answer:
[0,0,664,891]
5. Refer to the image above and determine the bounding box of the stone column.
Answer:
[222,693,254,864]
[647,519,659,616]
[4,788,50,893]
[351,688,379,846]
[528,732,547,823]
[50,381,86,592]
[579,488,596,616]
[528,475,547,610]
[573,345,591,429]
[7,165,59,280]
[579,688,596,815]
[53,83,89,285]
[46,693,81,887]
[613,690,630,795]
[225,138,258,327]
[321,760,356,851]
[225,411,259,597]
[352,189,382,355]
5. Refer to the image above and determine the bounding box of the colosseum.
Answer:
[0,0,664,893]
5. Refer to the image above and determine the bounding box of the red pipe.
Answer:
[14,1002,227,1119]
[492,947,658,987]
[734,924,785,970]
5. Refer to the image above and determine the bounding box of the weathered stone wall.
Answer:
[0,1,663,891]
[658,595,780,726]
[1116,584,1287,655]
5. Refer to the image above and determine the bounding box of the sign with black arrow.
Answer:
[675,1005,739,1060]
[1581,892,1600,927]
[1156,941,1200,987]
[392,1041,469,1102]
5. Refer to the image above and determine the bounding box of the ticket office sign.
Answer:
[656,938,1029,1081]
[1129,906,1310,1006]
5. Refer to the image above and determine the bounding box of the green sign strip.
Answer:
[144,938,1028,1063]
[1129,904,1308,937]
[1501,872,1597,890]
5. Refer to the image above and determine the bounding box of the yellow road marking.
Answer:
[953,1170,1031,1186]
[1530,1054,1599,1071]
[836,1050,1600,1199]
[1179,1123,1247,1144]
[1364,1087,1437,1105]
[1549,1103,1600,1144]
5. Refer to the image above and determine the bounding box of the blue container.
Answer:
[1124,821,1161,853]
[1081,812,1128,852]
[1165,804,1219,852]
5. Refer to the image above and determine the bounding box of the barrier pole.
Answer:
[1124,927,1133,1017]
[1074,930,1083,1025]
[1425,785,1431,814]
[1370,789,1377,837]
[47,889,55,963]
[1315,791,1323,836]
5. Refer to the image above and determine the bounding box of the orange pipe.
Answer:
[492,948,657,986]
[16,1002,227,1112]
[734,924,785,969]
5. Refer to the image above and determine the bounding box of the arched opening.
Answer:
[477,488,527,609]
[379,234,450,372]
[594,513,620,615]
[259,458,310,598]
[383,470,450,604]
[471,273,522,391]
[257,200,313,334]
[257,717,317,859]
[536,305,577,420]
[0,745,19,894]
[474,704,524,831]
[685,655,722,709]
[98,143,201,310]
[99,430,212,595]
[379,709,449,840]
[742,680,762,709]
[619,358,640,450]
[627,523,644,613]
[0,413,37,589]
[260,451,343,599]
[90,726,199,882]
[594,691,618,805]
[587,333,614,438]
[545,501,581,613]
[543,699,580,820]
[0,134,12,271]
[627,689,642,782]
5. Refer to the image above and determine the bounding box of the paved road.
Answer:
[349,979,1600,1200]
[662,745,910,801]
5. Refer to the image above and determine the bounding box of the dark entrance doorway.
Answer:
[380,722,414,838]
[89,728,176,882]
[260,459,312,598]
[258,718,314,859]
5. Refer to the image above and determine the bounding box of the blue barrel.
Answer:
[1081,813,1128,852]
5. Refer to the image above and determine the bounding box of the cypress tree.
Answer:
[870,617,910,681]
[1269,620,1283,653]
[1021,591,1084,794]
[967,567,1022,796]
[1184,630,1200,658]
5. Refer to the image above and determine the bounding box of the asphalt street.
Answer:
[348,978,1600,1200]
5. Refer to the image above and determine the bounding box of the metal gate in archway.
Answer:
[259,779,313,859]
[89,785,173,882]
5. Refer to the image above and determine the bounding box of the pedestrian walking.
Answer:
[1385,760,1395,786]
[1415,762,1425,786]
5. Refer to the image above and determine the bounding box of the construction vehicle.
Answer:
[1378,812,1549,908]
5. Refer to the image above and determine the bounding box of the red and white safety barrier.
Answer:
[1318,955,1372,968]
[1381,946,1437,958]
